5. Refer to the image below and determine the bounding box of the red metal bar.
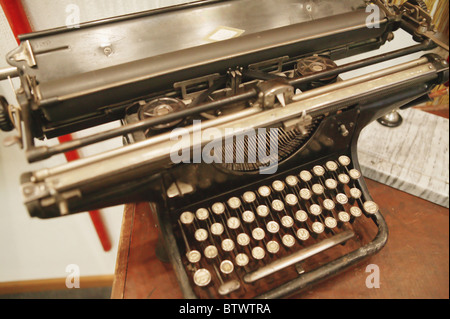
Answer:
[1,0,112,252]
[0,0,32,39]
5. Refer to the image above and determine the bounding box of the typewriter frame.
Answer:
[2,0,449,299]
[153,77,436,299]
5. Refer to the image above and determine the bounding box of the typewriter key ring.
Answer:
[204,245,218,259]
[242,191,256,204]
[180,211,194,225]
[266,240,280,254]
[193,268,212,287]
[235,253,250,267]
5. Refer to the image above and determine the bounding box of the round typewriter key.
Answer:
[309,204,322,216]
[338,211,351,223]
[221,238,235,252]
[266,240,280,254]
[285,194,298,207]
[243,191,256,204]
[180,211,194,225]
[271,199,285,212]
[235,253,249,267]
[282,234,296,247]
[236,233,250,246]
[285,175,298,187]
[299,188,312,201]
[325,161,338,172]
[299,170,312,182]
[187,250,201,263]
[220,260,234,274]
[336,193,348,205]
[256,205,270,217]
[204,245,218,259]
[227,197,241,210]
[349,168,361,180]
[363,201,379,215]
[295,210,308,222]
[193,268,211,287]
[211,222,224,236]
[195,228,208,242]
[196,208,209,221]
[281,215,294,228]
[349,187,362,199]
[338,155,351,166]
[252,227,265,241]
[338,173,350,185]
[350,206,362,218]
[242,210,255,223]
[312,221,325,234]
[227,217,241,230]
[296,228,310,241]
[312,184,324,195]
[312,165,325,177]
[324,217,337,229]
[325,178,338,190]
[323,199,335,211]
[272,180,285,192]
[212,202,225,215]
[258,185,271,197]
[266,221,280,234]
[252,246,266,260]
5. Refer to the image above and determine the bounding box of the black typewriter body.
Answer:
[1,0,448,299]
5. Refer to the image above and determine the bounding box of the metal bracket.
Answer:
[21,180,82,216]
[256,78,294,108]
[249,56,289,73]
[397,2,434,32]
[2,104,23,148]
[7,40,37,68]
[173,73,221,100]
[227,67,243,95]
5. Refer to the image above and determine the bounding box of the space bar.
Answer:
[243,230,355,283]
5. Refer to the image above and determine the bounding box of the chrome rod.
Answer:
[0,67,18,81]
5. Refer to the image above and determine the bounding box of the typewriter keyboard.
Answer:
[175,155,380,298]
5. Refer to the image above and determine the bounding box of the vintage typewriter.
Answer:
[1,0,448,299]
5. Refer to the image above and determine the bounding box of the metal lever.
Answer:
[243,230,355,283]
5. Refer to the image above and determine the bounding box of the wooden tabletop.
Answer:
[111,108,449,300]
